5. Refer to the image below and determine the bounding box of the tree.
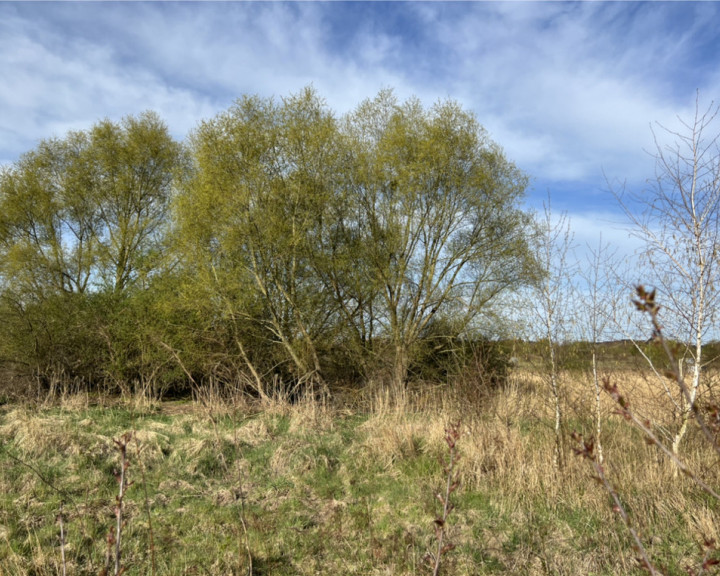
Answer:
[342,91,538,390]
[618,95,720,457]
[577,235,623,465]
[0,112,184,387]
[529,196,575,470]
[0,111,182,298]
[175,87,537,395]
[175,88,343,394]
[0,135,97,298]
[88,112,186,293]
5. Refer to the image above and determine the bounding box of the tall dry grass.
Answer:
[2,365,718,574]
[355,366,720,574]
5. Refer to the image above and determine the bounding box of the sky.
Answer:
[2,1,720,258]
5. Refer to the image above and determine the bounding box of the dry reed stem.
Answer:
[428,421,461,576]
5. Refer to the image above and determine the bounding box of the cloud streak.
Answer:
[1,1,718,218]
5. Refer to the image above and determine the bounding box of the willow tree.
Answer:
[175,88,343,394]
[0,112,183,385]
[88,112,185,293]
[176,87,536,394]
[0,111,181,296]
[342,91,537,390]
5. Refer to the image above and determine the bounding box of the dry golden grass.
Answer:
[0,409,79,457]
[351,367,720,573]
[226,418,271,447]
[2,367,718,575]
[287,395,335,435]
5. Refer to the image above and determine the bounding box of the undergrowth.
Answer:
[0,373,717,575]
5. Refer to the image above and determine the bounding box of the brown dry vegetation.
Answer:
[0,367,719,575]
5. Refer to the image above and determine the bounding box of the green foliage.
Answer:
[411,316,512,390]
[0,112,186,392]
[173,87,536,394]
[0,87,536,397]
[340,91,537,388]
[174,87,342,391]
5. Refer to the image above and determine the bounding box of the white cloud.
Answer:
[0,5,220,154]
[1,0,718,200]
[0,2,422,158]
[410,2,716,185]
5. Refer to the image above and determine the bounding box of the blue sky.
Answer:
[2,1,720,255]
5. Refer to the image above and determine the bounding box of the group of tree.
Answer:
[5,86,720,573]
[531,95,720,465]
[0,87,539,399]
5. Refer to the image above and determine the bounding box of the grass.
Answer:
[0,369,718,575]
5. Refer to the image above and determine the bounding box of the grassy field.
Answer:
[1,369,718,575]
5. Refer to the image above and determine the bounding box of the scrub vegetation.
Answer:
[1,357,719,575]
[1,89,720,574]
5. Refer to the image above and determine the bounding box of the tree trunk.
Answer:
[234,335,268,401]
[672,350,701,459]
[549,343,564,471]
[592,347,603,465]
[393,343,409,394]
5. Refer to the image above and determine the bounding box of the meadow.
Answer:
[1,362,718,576]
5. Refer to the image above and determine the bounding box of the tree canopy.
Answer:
[0,88,537,397]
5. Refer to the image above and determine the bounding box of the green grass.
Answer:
[0,385,718,575]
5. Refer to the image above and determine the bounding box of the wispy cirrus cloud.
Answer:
[412,2,720,188]
[2,0,719,227]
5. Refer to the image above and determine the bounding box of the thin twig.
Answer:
[133,433,156,576]
[572,432,662,575]
[427,421,461,576]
